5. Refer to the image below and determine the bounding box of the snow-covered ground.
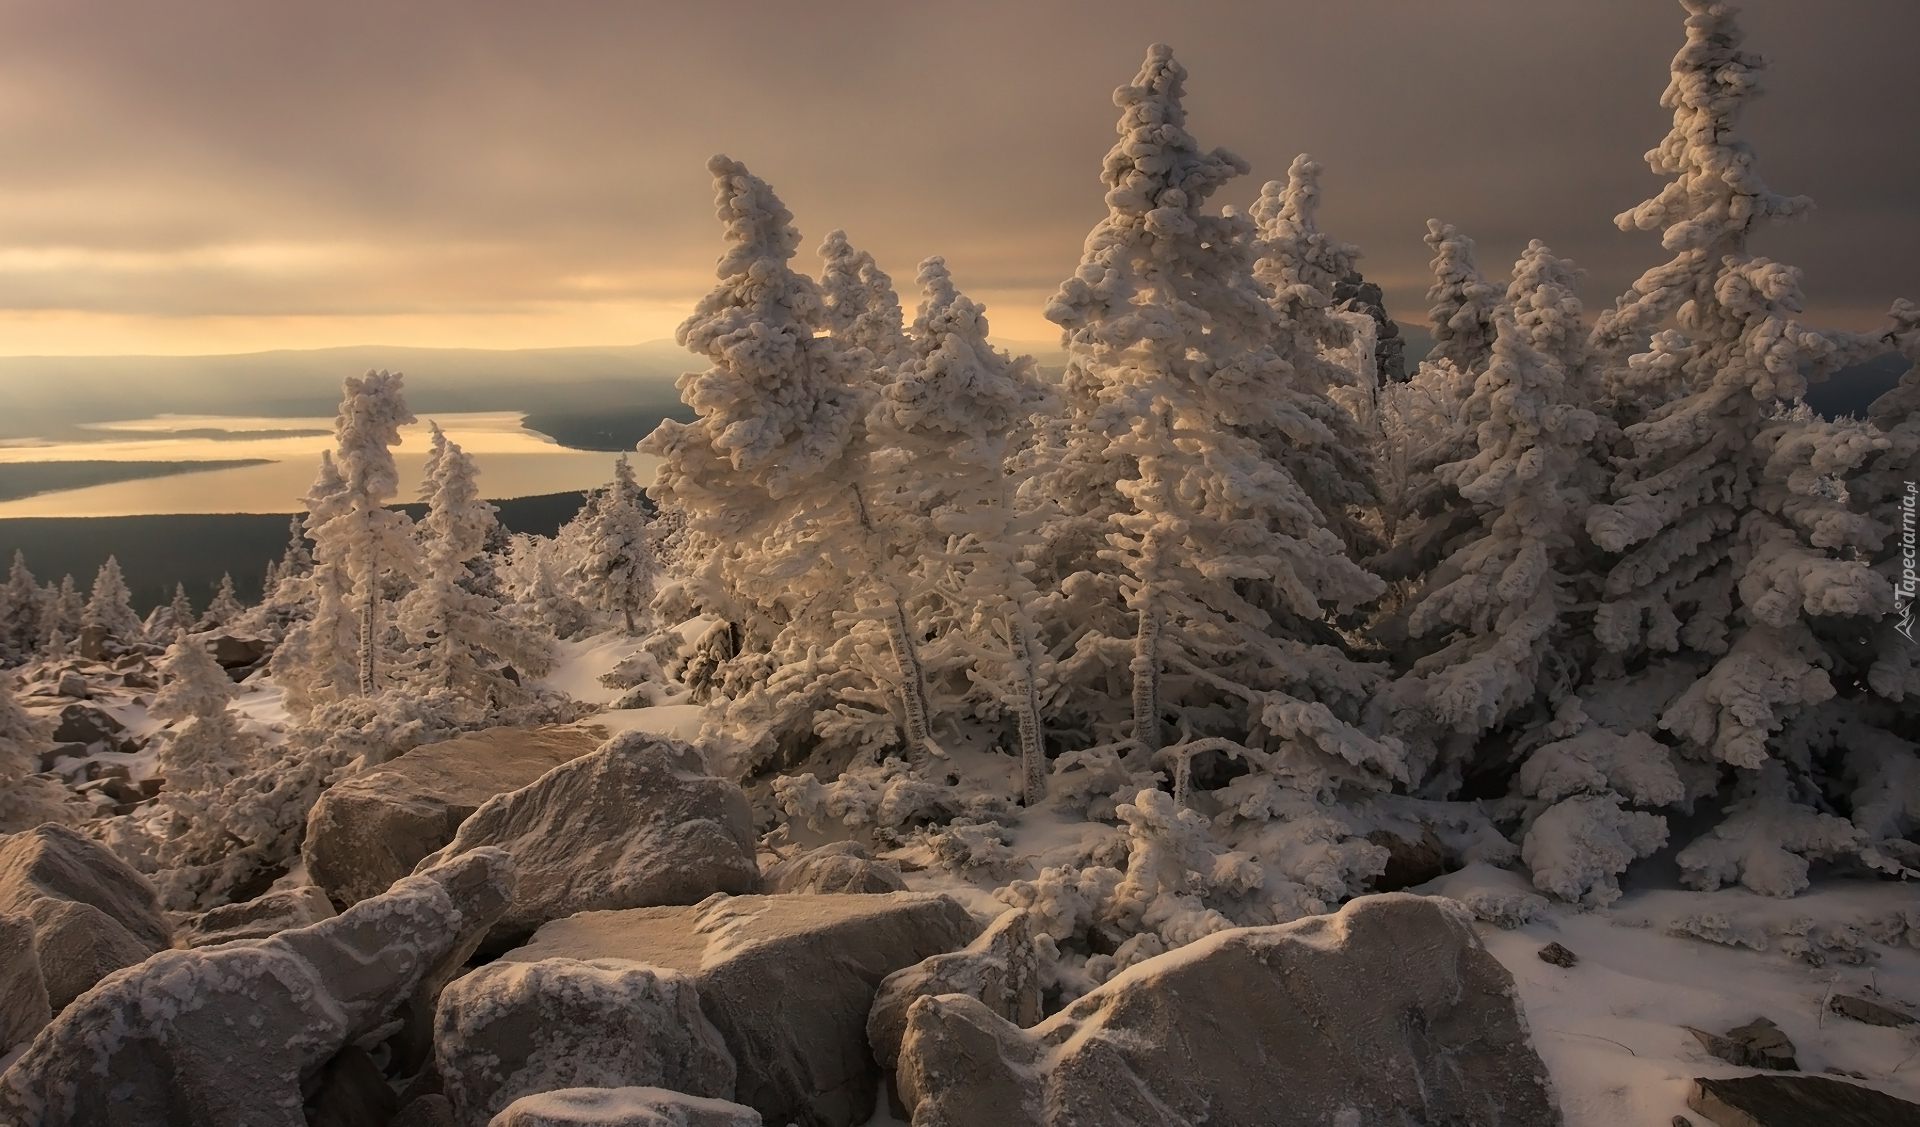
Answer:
[1473,882,1920,1125]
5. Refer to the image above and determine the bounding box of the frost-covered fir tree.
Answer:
[83,557,143,648]
[400,433,551,699]
[204,573,244,629]
[169,585,194,636]
[41,575,82,651]
[864,256,1057,797]
[568,455,653,634]
[318,371,420,696]
[1572,0,1909,896]
[1027,46,1402,935]
[1422,220,1504,376]
[270,452,359,714]
[639,156,879,771]
[1248,155,1381,557]
[1372,222,1507,577]
[819,229,907,371]
[152,636,258,796]
[1385,249,1602,786]
[0,553,41,657]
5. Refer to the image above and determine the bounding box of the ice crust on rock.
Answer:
[413,731,760,952]
[0,847,514,1127]
[436,957,735,1127]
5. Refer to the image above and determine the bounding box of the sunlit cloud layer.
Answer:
[0,0,1913,356]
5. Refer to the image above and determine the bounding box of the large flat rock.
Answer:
[897,892,1562,1127]
[505,891,979,1127]
[414,733,760,953]
[304,725,601,909]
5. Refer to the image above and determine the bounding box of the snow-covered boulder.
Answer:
[435,958,735,1127]
[0,913,49,1051]
[763,840,906,896]
[304,724,602,909]
[413,732,760,952]
[866,907,1043,1071]
[895,893,1561,1127]
[488,1087,762,1127]
[0,822,171,1012]
[503,891,979,1127]
[177,885,337,948]
[0,847,515,1127]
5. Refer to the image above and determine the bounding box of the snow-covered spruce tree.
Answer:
[1372,222,1509,577]
[82,556,144,651]
[1576,0,1909,896]
[198,573,242,631]
[639,156,879,775]
[151,635,259,798]
[819,229,908,371]
[0,553,41,656]
[1423,220,1504,376]
[327,371,419,696]
[400,433,551,701]
[40,575,81,652]
[1381,250,1601,780]
[1027,45,1401,939]
[568,454,653,634]
[1247,154,1382,558]
[861,255,1058,799]
[168,585,194,637]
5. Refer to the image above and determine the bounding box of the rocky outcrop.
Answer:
[867,907,1043,1071]
[304,725,601,909]
[488,1088,763,1127]
[895,893,1561,1127]
[435,958,735,1127]
[0,913,50,1051]
[504,891,979,1127]
[764,841,906,896]
[0,848,515,1127]
[0,823,171,1012]
[414,733,760,952]
[1689,1073,1920,1126]
[177,885,337,948]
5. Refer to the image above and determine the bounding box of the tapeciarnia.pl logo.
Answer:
[1899,480,1917,643]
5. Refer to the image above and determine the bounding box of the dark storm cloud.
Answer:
[0,0,1913,350]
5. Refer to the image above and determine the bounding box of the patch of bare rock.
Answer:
[895,893,1562,1127]
[304,724,603,909]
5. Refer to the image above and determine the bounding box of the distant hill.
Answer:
[0,490,590,614]
[0,460,273,503]
[0,343,695,443]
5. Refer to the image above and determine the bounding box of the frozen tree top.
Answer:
[335,370,415,504]
[1593,0,1812,351]
[654,156,863,497]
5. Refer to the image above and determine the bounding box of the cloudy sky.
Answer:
[0,0,1913,356]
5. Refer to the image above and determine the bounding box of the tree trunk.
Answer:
[884,596,934,762]
[1009,609,1047,806]
[1130,588,1161,752]
[358,544,377,696]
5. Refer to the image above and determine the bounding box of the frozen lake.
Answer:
[0,412,656,517]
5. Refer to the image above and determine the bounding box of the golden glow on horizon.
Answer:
[0,291,1069,356]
